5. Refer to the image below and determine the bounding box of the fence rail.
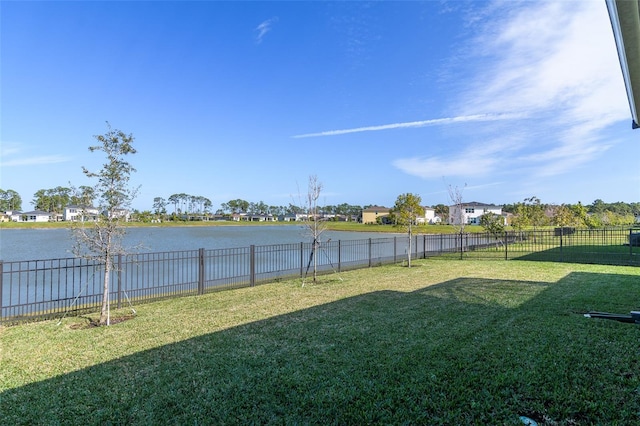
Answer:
[2,228,638,324]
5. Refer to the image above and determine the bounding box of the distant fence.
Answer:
[442,227,640,266]
[1,228,638,325]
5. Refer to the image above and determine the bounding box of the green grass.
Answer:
[0,219,484,234]
[328,221,488,233]
[1,260,639,424]
[449,234,640,267]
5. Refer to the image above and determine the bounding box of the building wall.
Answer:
[13,211,51,222]
[417,207,440,224]
[362,207,390,224]
[449,204,502,225]
[63,206,100,221]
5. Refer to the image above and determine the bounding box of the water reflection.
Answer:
[0,225,397,262]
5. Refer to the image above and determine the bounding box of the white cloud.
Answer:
[1,155,70,167]
[392,153,497,179]
[460,0,627,130]
[400,1,629,183]
[255,17,278,44]
[0,142,70,167]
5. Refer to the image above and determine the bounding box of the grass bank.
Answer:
[1,260,639,424]
[0,219,480,234]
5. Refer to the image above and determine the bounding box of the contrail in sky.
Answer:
[292,113,526,138]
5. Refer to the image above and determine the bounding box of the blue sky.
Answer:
[1,0,638,212]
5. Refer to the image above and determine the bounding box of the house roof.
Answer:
[452,202,501,208]
[362,206,390,212]
[66,204,98,209]
[606,0,640,129]
[20,210,51,215]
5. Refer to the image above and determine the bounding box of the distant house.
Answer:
[248,214,277,222]
[13,210,52,223]
[230,212,277,222]
[1,211,15,222]
[416,207,440,224]
[64,205,100,222]
[362,206,391,224]
[276,213,307,222]
[449,202,503,225]
[108,208,131,221]
[332,214,353,222]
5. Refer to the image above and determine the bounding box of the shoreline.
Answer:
[0,220,464,234]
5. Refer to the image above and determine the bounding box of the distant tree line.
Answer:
[5,185,95,213]
[503,197,640,229]
[0,189,22,211]
[147,196,364,222]
[2,186,639,227]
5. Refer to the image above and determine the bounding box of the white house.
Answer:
[108,208,131,221]
[416,207,441,224]
[64,205,100,222]
[449,202,503,225]
[12,210,52,223]
[1,211,16,222]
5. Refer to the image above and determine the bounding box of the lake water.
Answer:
[0,225,398,262]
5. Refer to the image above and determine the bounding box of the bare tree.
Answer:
[447,183,466,232]
[71,123,138,326]
[447,183,467,258]
[300,175,327,284]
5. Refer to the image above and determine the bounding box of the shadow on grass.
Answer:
[1,272,639,425]
[512,245,640,267]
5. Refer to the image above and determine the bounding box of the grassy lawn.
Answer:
[449,233,640,267]
[0,219,479,234]
[326,221,492,234]
[1,260,639,424]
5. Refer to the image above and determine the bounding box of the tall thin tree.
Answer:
[302,175,327,284]
[391,193,425,267]
[71,123,138,326]
[447,183,467,258]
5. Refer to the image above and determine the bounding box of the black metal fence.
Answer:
[2,228,638,325]
[444,227,640,266]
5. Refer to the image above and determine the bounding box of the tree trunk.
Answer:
[407,223,412,268]
[99,257,111,325]
[99,233,113,326]
[313,238,318,282]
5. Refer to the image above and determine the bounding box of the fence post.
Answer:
[250,245,256,287]
[338,240,342,272]
[198,248,205,295]
[504,231,508,260]
[300,242,304,277]
[393,236,397,263]
[630,229,633,261]
[117,254,123,309]
[414,235,418,260]
[559,228,564,262]
[422,235,426,259]
[368,238,372,267]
